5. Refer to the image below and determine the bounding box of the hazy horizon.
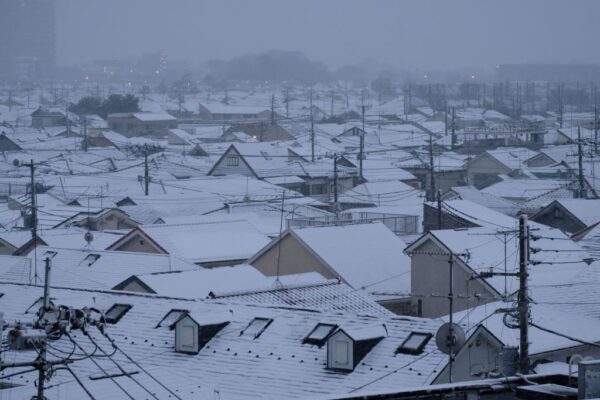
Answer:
[56,0,600,71]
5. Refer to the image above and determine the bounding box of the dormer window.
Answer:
[82,253,101,266]
[304,323,337,346]
[240,317,272,339]
[396,332,432,355]
[156,309,188,329]
[104,304,132,324]
[175,313,230,354]
[326,325,386,372]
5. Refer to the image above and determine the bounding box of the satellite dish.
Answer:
[84,231,94,244]
[435,322,466,354]
[12,159,21,167]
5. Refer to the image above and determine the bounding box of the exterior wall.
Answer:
[406,168,466,194]
[32,115,64,128]
[251,234,334,279]
[531,204,585,234]
[120,280,153,293]
[209,149,255,177]
[434,333,503,384]
[108,116,177,138]
[410,240,495,318]
[466,154,511,188]
[422,204,479,232]
[112,233,164,254]
[0,241,16,255]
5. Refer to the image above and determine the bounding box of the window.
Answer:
[175,317,199,353]
[155,309,188,329]
[240,317,272,339]
[304,323,337,346]
[553,208,564,219]
[395,332,432,355]
[227,155,239,167]
[311,183,328,195]
[327,333,354,371]
[104,304,132,324]
[82,254,101,266]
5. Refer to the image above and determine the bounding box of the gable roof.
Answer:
[250,222,411,296]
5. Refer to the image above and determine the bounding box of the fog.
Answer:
[56,0,600,70]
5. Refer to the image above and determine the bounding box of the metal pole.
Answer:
[310,89,315,162]
[144,146,149,196]
[437,189,442,230]
[448,252,454,383]
[333,153,339,217]
[518,215,530,374]
[578,126,585,198]
[30,161,37,240]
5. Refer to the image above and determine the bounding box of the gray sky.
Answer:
[56,0,600,69]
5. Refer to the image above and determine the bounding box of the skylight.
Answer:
[104,304,132,324]
[155,309,188,329]
[395,332,432,355]
[260,151,272,160]
[303,323,337,346]
[241,317,272,339]
[82,253,101,266]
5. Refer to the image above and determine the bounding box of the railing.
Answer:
[287,212,419,235]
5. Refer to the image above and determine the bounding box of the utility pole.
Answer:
[333,153,339,217]
[144,145,150,196]
[472,215,531,374]
[360,95,365,180]
[558,83,564,129]
[37,256,53,400]
[270,94,275,125]
[83,115,88,152]
[437,189,442,230]
[448,252,455,383]
[284,87,289,118]
[310,88,315,162]
[451,107,456,150]
[444,101,448,136]
[330,89,334,118]
[517,215,530,374]
[428,135,436,201]
[578,126,585,198]
[594,103,598,155]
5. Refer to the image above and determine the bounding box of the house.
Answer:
[404,225,589,318]
[0,131,22,151]
[397,150,467,193]
[107,112,177,137]
[105,219,271,267]
[224,121,295,142]
[0,246,197,290]
[31,106,66,128]
[53,207,139,231]
[207,143,357,203]
[465,147,542,188]
[422,199,519,232]
[442,185,520,216]
[197,103,274,122]
[531,199,600,234]
[0,281,451,400]
[249,223,412,313]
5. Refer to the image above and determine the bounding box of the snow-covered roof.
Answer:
[285,222,411,295]
[0,246,198,290]
[110,219,271,264]
[0,282,446,400]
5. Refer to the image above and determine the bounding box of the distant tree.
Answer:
[102,94,140,117]
[371,77,394,98]
[69,94,140,118]
[68,96,103,116]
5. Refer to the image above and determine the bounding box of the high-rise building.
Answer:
[0,0,56,81]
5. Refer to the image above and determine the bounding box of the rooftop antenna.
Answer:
[274,190,286,288]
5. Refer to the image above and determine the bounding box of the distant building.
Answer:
[495,64,600,83]
[0,0,56,81]
[106,112,177,137]
[31,107,66,128]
